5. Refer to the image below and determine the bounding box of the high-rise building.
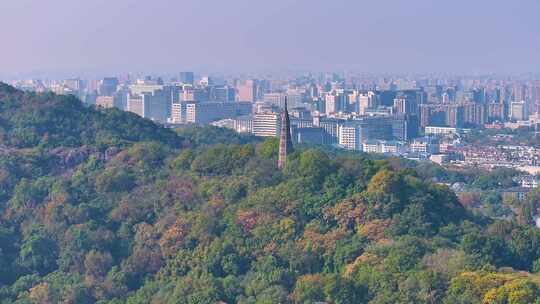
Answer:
[263,93,286,108]
[393,90,419,115]
[143,90,170,122]
[487,102,505,122]
[199,76,213,87]
[325,94,339,115]
[392,114,419,141]
[529,82,540,115]
[313,116,344,144]
[420,104,466,128]
[179,72,195,85]
[511,101,528,121]
[462,103,486,126]
[129,84,180,121]
[170,102,187,123]
[127,94,147,117]
[513,84,527,102]
[286,89,304,108]
[446,104,465,127]
[213,86,236,102]
[325,93,346,115]
[358,91,377,115]
[363,116,394,140]
[379,91,397,107]
[347,91,360,113]
[337,117,393,151]
[278,100,293,169]
[99,77,119,96]
[472,88,486,104]
[238,79,257,102]
[338,122,367,151]
[114,87,129,110]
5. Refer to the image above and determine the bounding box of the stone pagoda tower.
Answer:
[278,97,293,169]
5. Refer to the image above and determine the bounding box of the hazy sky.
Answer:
[1,0,539,76]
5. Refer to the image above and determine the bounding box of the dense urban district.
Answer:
[9,73,540,222]
[4,73,540,303]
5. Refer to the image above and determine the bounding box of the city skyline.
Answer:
[1,0,540,77]
[4,1,540,302]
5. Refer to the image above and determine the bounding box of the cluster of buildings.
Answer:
[9,73,540,161]
[449,144,540,169]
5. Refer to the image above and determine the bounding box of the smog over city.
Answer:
[1,1,540,303]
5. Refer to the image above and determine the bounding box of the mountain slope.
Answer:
[0,83,181,149]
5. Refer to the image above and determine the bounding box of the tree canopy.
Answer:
[1,84,540,303]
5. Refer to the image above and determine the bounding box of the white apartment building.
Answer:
[253,113,280,137]
[338,123,367,151]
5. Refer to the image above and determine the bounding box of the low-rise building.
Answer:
[425,126,470,136]
[234,116,253,133]
[430,154,450,165]
[410,137,439,154]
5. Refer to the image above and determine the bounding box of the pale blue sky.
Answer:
[0,0,539,76]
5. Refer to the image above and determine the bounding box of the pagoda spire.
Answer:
[278,97,293,169]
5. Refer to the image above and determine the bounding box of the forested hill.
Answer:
[2,85,540,303]
[0,83,181,149]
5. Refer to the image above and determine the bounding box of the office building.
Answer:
[185,102,252,124]
[253,112,280,137]
[295,127,326,145]
[127,94,147,117]
[128,84,179,121]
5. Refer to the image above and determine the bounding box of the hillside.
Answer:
[0,83,181,149]
[1,85,540,303]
